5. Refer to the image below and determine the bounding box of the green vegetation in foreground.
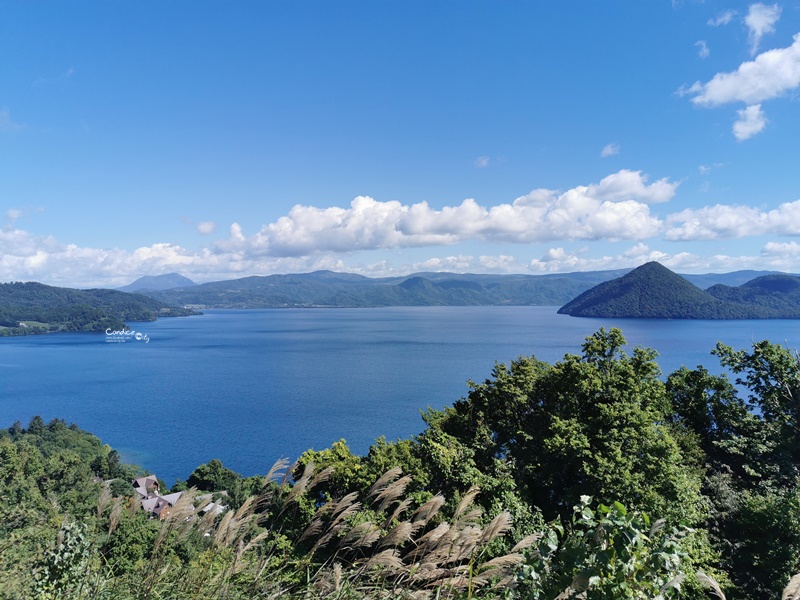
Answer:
[558,261,800,319]
[0,281,198,336]
[4,329,800,598]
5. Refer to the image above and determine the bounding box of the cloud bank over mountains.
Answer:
[4,169,800,287]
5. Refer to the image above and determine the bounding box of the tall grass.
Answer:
[42,462,523,599]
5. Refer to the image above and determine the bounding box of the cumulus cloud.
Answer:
[762,240,800,256]
[696,40,710,58]
[682,33,800,139]
[686,34,800,106]
[587,169,677,203]
[600,143,620,157]
[733,104,768,140]
[527,242,800,274]
[529,244,670,273]
[197,221,217,234]
[13,167,800,285]
[665,198,800,240]
[745,3,781,55]
[215,170,674,258]
[708,10,737,26]
[0,226,356,288]
[474,156,491,168]
[412,255,480,272]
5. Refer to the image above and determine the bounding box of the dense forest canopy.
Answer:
[0,281,196,336]
[3,329,800,598]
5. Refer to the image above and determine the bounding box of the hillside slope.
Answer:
[141,270,633,308]
[118,273,196,292]
[558,262,800,319]
[0,282,195,336]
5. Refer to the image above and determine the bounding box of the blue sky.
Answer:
[2,1,800,287]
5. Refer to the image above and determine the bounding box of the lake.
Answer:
[2,306,800,483]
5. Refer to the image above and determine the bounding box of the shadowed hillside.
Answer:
[558,262,800,319]
[0,282,197,336]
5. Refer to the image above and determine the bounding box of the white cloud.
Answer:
[745,3,781,55]
[708,10,737,26]
[215,170,673,258]
[682,33,800,139]
[197,221,216,234]
[413,255,478,272]
[762,240,800,256]
[733,103,768,140]
[6,209,23,221]
[696,40,710,58]
[529,243,670,273]
[478,255,521,272]
[686,34,800,106]
[528,242,800,275]
[14,169,800,285]
[0,108,23,132]
[600,143,620,158]
[665,198,800,240]
[698,163,724,175]
[474,156,491,168]
[587,169,677,203]
[0,226,357,288]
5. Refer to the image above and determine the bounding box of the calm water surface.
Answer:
[2,307,799,483]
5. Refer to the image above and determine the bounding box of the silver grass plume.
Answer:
[786,573,800,600]
[367,466,403,499]
[411,494,445,526]
[96,485,111,518]
[697,571,727,600]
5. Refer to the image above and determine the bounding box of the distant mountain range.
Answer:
[3,267,796,337]
[129,268,793,309]
[558,262,800,319]
[118,273,197,292]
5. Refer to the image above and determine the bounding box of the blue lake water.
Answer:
[2,306,800,484]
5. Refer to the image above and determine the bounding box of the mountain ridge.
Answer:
[130,267,792,309]
[558,262,800,319]
[118,273,197,292]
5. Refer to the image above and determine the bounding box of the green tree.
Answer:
[713,340,800,487]
[441,329,705,525]
[717,489,800,599]
[518,497,687,600]
[186,459,239,493]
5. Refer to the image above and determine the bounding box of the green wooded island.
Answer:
[558,261,800,319]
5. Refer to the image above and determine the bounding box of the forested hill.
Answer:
[136,268,783,309]
[138,269,628,308]
[0,282,196,336]
[118,272,196,292]
[558,261,800,318]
